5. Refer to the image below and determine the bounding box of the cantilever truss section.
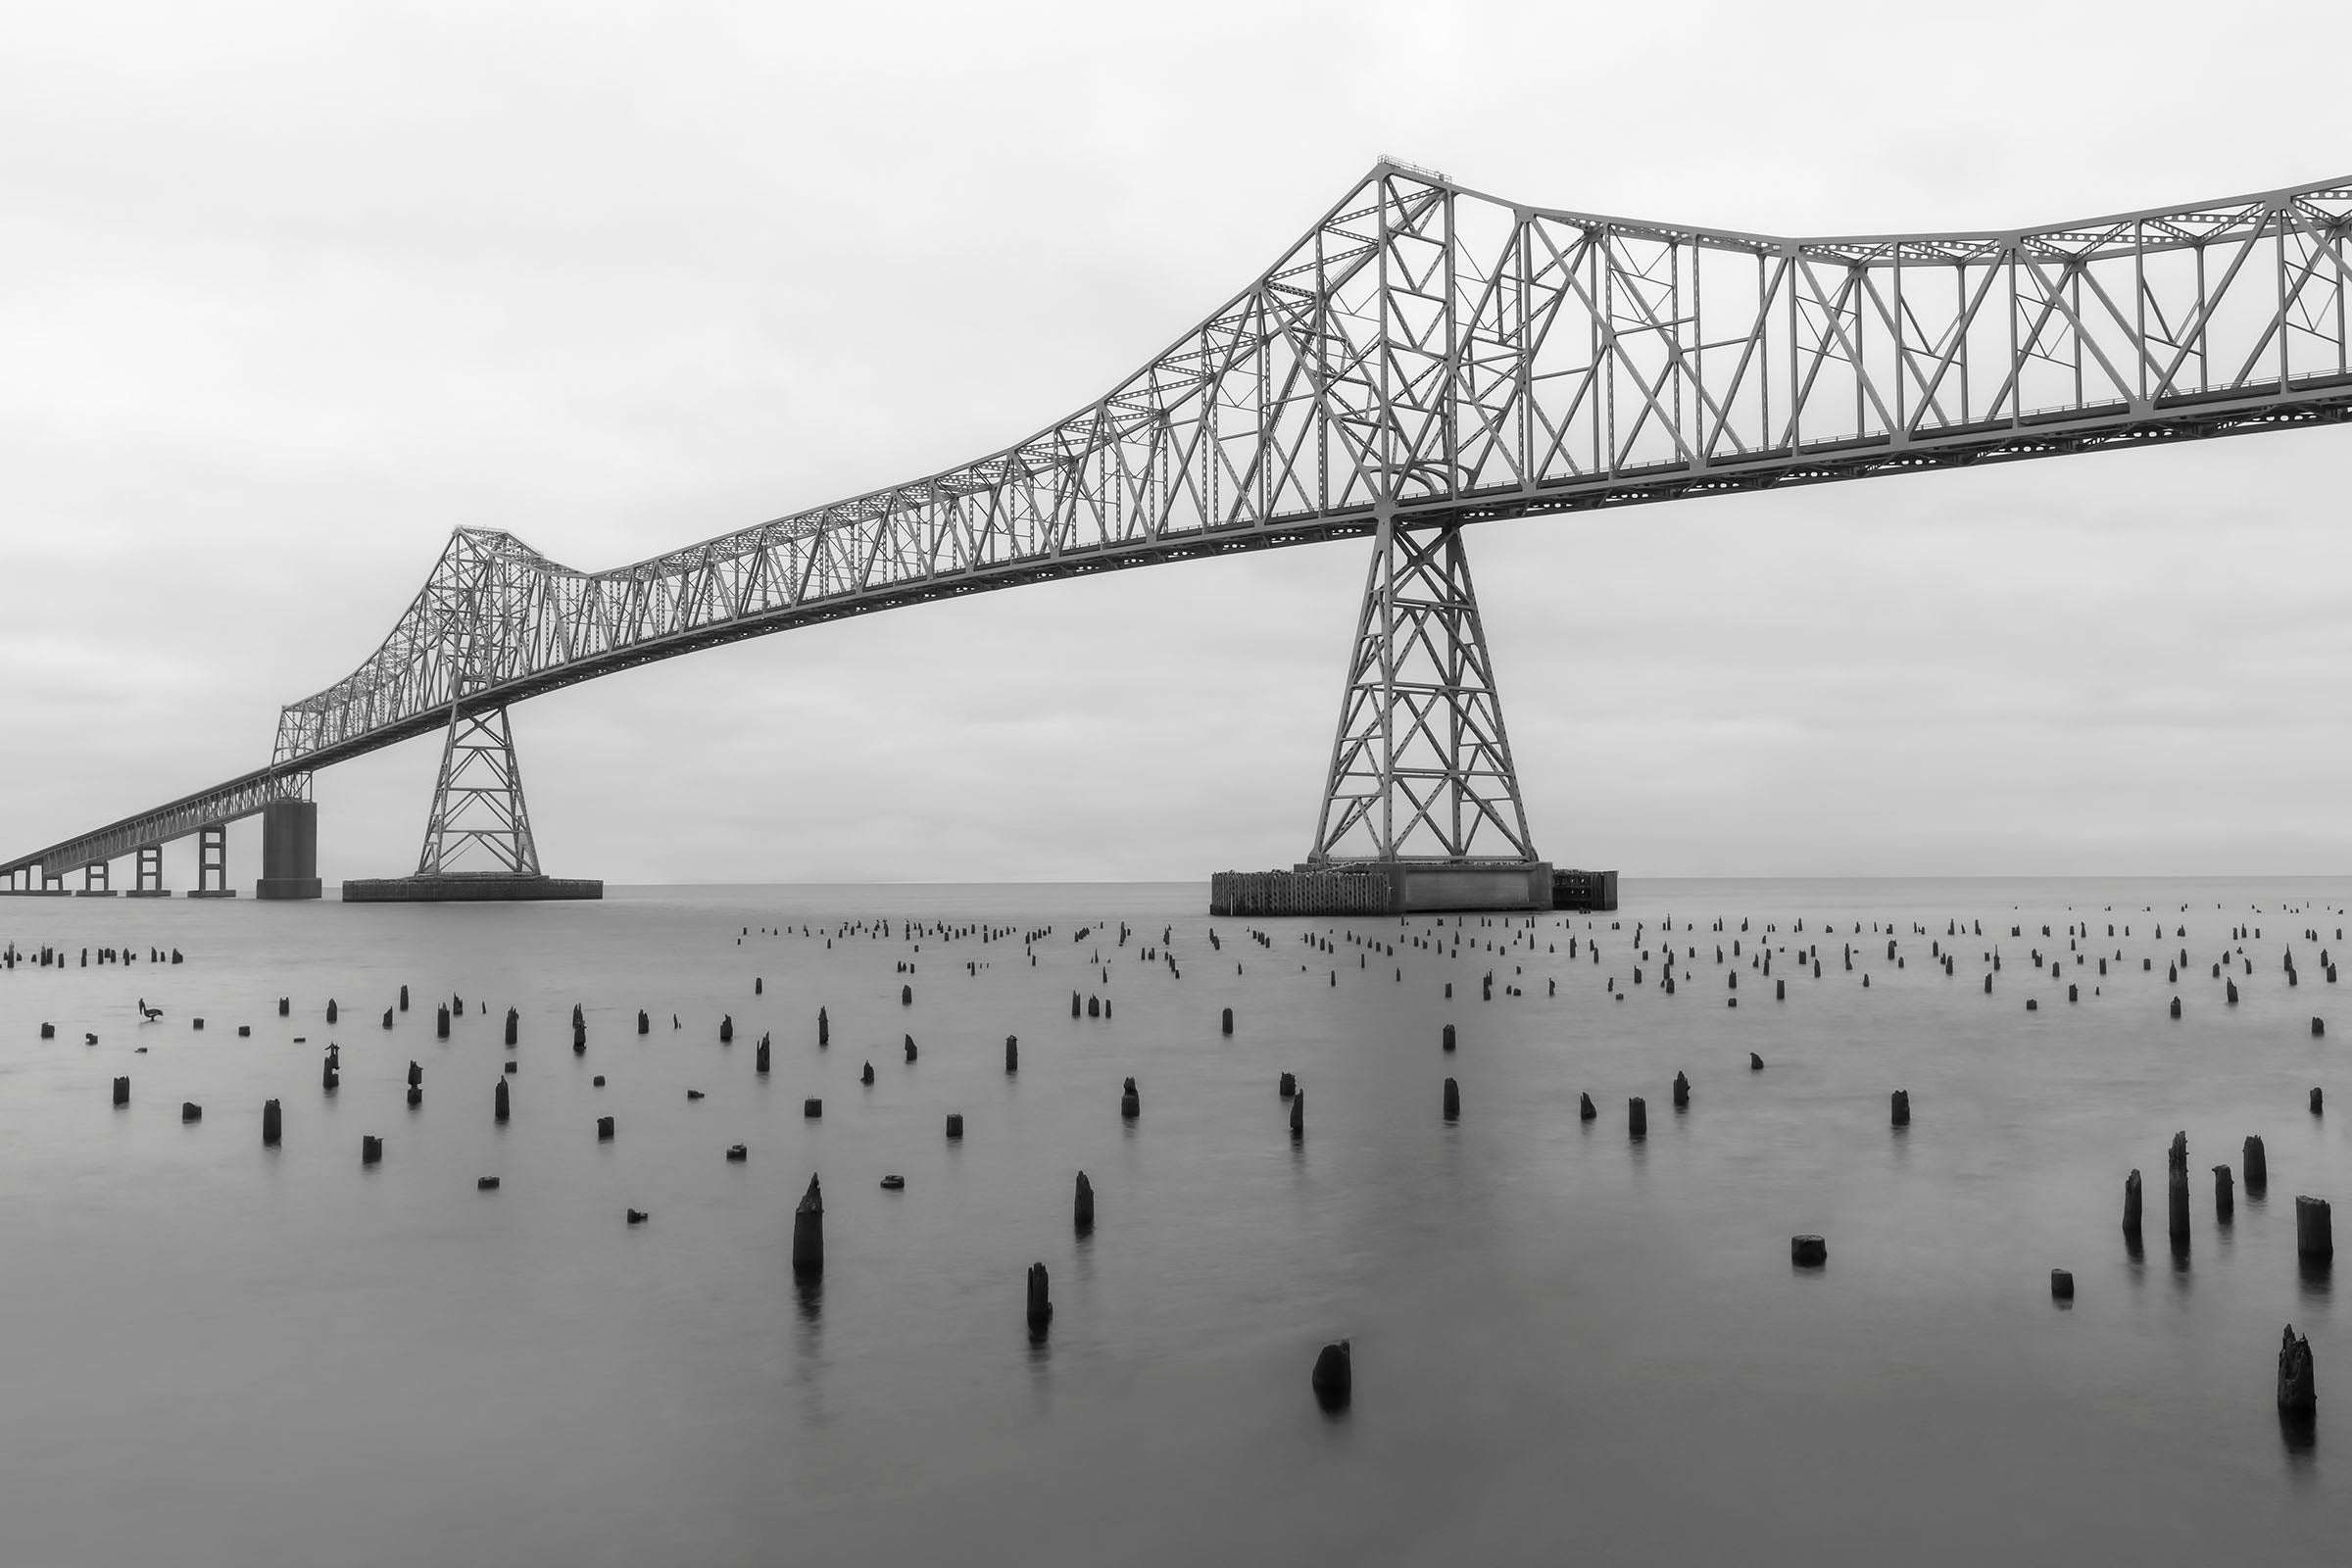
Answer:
[1310,519,1536,864]
[416,706,540,877]
[14,165,2352,881]
[258,169,2352,782]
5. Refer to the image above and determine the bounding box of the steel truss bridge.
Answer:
[9,162,2352,895]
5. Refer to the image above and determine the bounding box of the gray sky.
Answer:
[8,0,2352,884]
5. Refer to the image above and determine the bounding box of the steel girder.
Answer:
[9,163,2352,877]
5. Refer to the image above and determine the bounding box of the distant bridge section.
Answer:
[8,164,2352,883]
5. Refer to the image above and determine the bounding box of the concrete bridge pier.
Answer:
[189,823,236,899]
[257,800,321,900]
[126,844,171,898]
[75,860,115,897]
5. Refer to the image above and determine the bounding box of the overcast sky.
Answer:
[7,0,2352,886]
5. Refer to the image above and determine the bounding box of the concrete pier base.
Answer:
[1211,860,1575,916]
[343,874,603,903]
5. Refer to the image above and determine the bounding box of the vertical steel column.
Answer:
[1305,519,1537,865]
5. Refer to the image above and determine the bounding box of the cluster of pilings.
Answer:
[18,893,2348,1413]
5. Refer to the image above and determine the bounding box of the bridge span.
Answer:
[8,163,2351,903]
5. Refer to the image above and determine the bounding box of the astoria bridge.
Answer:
[8,162,2352,907]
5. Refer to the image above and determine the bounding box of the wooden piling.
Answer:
[1311,1340,1351,1408]
[1026,1261,1054,1334]
[792,1175,823,1275]
[2278,1325,2317,1416]
[2296,1195,2332,1259]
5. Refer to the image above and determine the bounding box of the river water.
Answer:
[1,877,2345,1566]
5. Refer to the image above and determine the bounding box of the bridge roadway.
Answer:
[9,164,2352,881]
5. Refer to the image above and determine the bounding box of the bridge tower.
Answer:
[340,701,600,901]
[416,705,541,877]
[1296,513,1554,913]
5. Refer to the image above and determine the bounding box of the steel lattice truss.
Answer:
[11,163,2352,877]
[1312,520,1534,862]
[416,706,540,876]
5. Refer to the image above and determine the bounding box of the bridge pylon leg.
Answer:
[189,823,236,898]
[78,860,114,897]
[1301,514,1551,912]
[128,845,170,898]
[416,704,541,877]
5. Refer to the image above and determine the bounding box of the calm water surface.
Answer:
[2,877,2346,1566]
